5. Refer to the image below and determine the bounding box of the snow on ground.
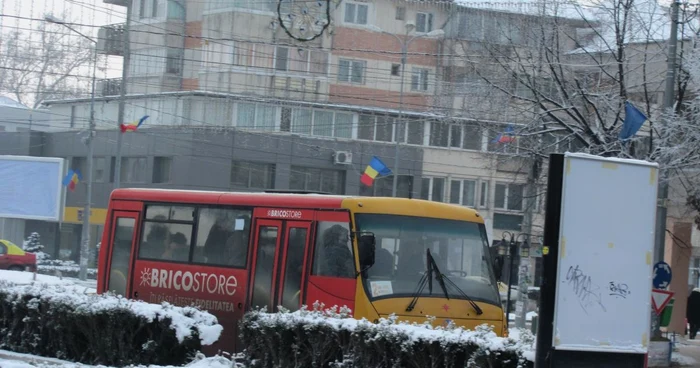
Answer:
[672,351,698,366]
[0,351,243,368]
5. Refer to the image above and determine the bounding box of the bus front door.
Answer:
[104,210,140,298]
[247,219,313,313]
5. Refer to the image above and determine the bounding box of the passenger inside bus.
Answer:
[223,231,249,267]
[141,218,171,259]
[317,224,354,278]
[368,247,394,278]
[162,232,189,262]
[204,217,234,261]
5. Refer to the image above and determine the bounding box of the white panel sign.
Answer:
[552,153,658,353]
[0,155,65,221]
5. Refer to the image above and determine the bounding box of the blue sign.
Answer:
[653,262,672,289]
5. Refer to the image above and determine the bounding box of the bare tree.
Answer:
[0,14,95,109]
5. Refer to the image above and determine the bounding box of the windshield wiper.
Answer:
[406,249,436,312]
[430,255,483,315]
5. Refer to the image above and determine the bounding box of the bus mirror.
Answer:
[358,234,376,268]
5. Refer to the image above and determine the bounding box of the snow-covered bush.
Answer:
[0,279,223,366]
[239,302,534,368]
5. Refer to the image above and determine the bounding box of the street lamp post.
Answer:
[45,14,97,281]
[499,231,530,328]
[369,25,444,197]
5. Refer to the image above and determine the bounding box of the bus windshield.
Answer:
[355,214,500,306]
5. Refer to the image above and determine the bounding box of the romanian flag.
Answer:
[360,156,392,187]
[62,169,82,192]
[492,125,517,144]
[120,115,149,133]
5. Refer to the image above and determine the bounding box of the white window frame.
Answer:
[478,180,489,209]
[234,102,278,130]
[415,12,434,33]
[338,59,366,84]
[139,0,161,19]
[422,176,446,202]
[411,68,430,92]
[494,182,525,211]
[449,178,478,207]
[343,1,370,26]
[291,108,356,139]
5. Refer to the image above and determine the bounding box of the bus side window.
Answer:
[138,211,194,262]
[193,208,251,267]
[312,222,355,278]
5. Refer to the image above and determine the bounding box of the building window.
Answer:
[493,213,523,231]
[166,48,182,74]
[494,183,525,211]
[275,46,289,71]
[290,108,353,138]
[139,0,159,18]
[230,161,275,189]
[290,166,345,194]
[395,6,405,20]
[93,157,107,183]
[344,2,368,25]
[429,121,449,147]
[391,64,401,76]
[338,59,365,84]
[463,124,483,150]
[360,175,413,198]
[449,179,477,207]
[411,68,430,91]
[235,102,276,131]
[153,157,172,183]
[479,181,489,208]
[420,177,445,202]
[112,157,148,183]
[416,12,433,33]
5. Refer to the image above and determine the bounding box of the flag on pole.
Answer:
[360,156,392,187]
[62,169,82,192]
[120,115,149,133]
[619,102,647,141]
[492,125,517,144]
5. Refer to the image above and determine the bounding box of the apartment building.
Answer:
[11,0,612,287]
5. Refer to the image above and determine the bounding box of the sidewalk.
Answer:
[672,335,700,367]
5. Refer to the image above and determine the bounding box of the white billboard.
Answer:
[0,155,66,221]
[552,153,658,353]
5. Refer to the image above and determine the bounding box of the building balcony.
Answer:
[96,24,125,56]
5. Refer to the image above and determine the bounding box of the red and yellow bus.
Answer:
[97,188,505,354]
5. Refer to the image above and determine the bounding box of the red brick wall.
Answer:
[185,21,202,49]
[329,84,431,111]
[332,27,439,67]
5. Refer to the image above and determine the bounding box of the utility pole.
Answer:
[45,15,98,281]
[114,4,132,189]
[651,0,679,338]
[515,158,540,328]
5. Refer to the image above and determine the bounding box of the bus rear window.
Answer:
[138,205,252,267]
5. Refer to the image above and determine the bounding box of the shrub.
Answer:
[239,303,534,368]
[0,280,223,367]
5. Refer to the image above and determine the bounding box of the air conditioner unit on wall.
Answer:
[334,151,353,165]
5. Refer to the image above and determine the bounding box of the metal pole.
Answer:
[515,234,531,328]
[505,236,516,325]
[114,4,132,189]
[79,35,98,281]
[652,0,679,339]
[392,41,407,197]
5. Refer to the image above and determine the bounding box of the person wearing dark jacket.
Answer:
[687,288,700,339]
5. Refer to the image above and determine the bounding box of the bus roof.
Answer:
[109,188,483,223]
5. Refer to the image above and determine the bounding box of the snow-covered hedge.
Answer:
[239,303,534,368]
[0,280,223,367]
